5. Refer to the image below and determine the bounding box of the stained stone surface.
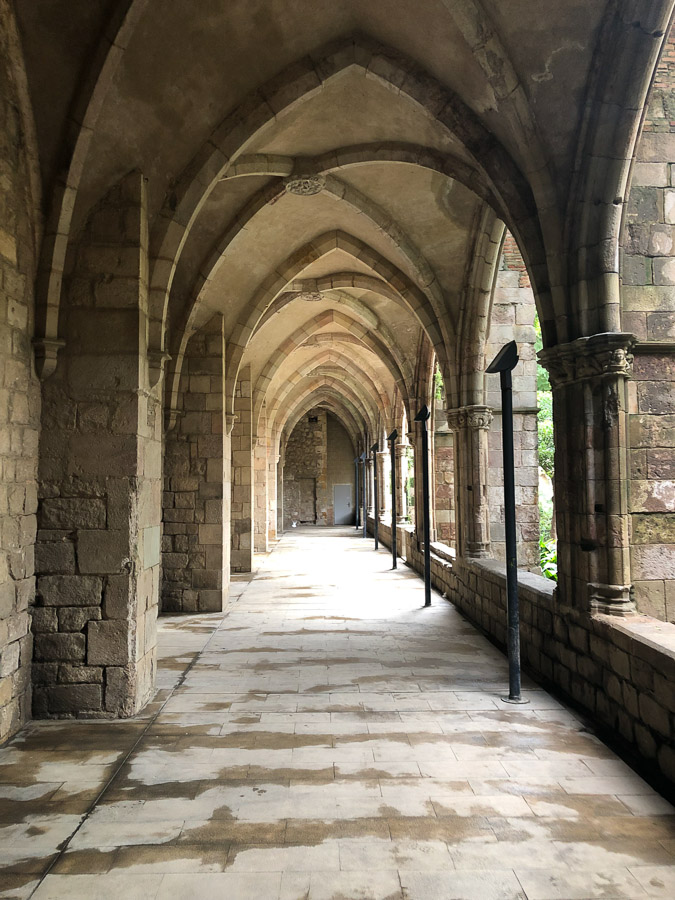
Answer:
[1,528,675,899]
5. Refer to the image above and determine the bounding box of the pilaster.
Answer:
[539,332,636,615]
[446,405,493,558]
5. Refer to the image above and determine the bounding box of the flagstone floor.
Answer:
[2,527,675,899]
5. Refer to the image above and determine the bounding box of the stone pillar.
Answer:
[231,366,253,572]
[447,405,493,559]
[162,316,226,613]
[395,442,409,523]
[254,417,268,553]
[540,333,635,615]
[366,456,374,517]
[267,442,277,543]
[35,172,161,718]
[377,451,388,517]
[277,446,284,535]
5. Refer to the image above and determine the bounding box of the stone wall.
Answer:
[433,429,454,545]
[254,405,268,553]
[0,17,40,742]
[283,409,354,528]
[485,238,540,571]
[162,317,226,613]
[621,25,675,621]
[35,172,161,719]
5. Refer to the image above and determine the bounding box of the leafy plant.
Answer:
[540,537,557,581]
[434,364,444,401]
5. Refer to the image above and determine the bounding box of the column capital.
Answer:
[538,332,636,389]
[446,405,493,431]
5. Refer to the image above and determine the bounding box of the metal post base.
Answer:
[501,696,530,705]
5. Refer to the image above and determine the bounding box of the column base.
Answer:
[465,541,491,558]
[588,582,635,616]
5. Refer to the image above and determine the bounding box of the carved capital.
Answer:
[538,333,636,389]
[148,350,171,388]
[32,337,65,380]
[446,405,493,431]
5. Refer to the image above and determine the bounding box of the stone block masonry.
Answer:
[162,316,227,613]
[0,16,41,743]
[35,172,161,719]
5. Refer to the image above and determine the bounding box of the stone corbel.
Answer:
[225,414,237,436]
[164,405,183,432]
[148,350,171,388]
[32,337,65,380]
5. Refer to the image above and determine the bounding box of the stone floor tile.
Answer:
[628,865,675,896]
[514,866,648,898]
[399,869,526,899]
[156,872,282,898]
[31,873,164,900]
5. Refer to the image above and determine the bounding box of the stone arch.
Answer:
[251,309,408,435]
[147,34,546,359]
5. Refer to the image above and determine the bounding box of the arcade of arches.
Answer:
[2,0,675,857]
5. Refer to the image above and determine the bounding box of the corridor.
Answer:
[2,529,675,900]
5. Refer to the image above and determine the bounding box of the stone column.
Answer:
[446,405,493,558]
[395,442,409,523]
[254,426,268,554]
[35,172,161,718]
[277,446,284,535]
[366,455,374,517]
[377,451,388,517]
[162,315,226,613]
[267,441,277,543]
[540,333,636,615]
[231,366,253,572]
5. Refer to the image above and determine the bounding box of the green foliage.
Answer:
[433,364,444,401]
[537,390,554,479]
[539,496,553,541]
[540,537,558,581]
[405,475,415,522]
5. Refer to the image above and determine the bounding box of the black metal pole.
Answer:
[487,341,527,704]
[361,451,367,538]
[371,442,379,550]
[354,456,360,530]
[415,406,432,607]
[387,429,398,568]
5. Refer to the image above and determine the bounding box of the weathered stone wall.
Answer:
[433,429,454,545]
[621,24,675,621]
[231,366,253,573]
[283,409,328,529]
[35,173,161,719]
[162,317,226,613]
[486,237,540,571]
[0,17,40,742]
[283,409,354,528]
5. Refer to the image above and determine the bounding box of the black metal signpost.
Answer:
[415,405,432,608]
[361,450,367,538]
[354,456,360,530]
[486,340,528,704]
[371,442,379,550]
[387,429,398,569]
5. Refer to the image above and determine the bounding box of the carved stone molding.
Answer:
[538,333,636,389]
[284,174,326,196]
[297,290,323,302]
[32,337,65,380]
[446,405,493,431]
